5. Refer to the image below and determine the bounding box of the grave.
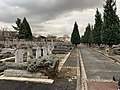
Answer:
[15,49,23,63]
[52,46,70,54]
[4,44,59,79]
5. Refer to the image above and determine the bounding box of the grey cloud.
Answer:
[0,0,104,36]
[1,0,103,23]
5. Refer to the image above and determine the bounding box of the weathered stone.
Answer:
[15,49,23,63]
[6,62,27,70]
[4,69,48,79]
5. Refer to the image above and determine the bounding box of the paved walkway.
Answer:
[80,45,119,90]
[93,47,120,63]
[63,48,77,68]
[88,82,118,90]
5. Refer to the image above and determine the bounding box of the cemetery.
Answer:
[0,41,72,83]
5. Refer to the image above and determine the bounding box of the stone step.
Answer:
[0,76,54,84]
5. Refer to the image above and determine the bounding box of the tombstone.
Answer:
[47,45,52,55]
[43,47,47,56]
[27,47,33,61]
[15,49,23,63]
[36,47,41,58]
[51,39,54,50]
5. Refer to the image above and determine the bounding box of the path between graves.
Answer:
[79,45,119,90]
[59,47,80,90]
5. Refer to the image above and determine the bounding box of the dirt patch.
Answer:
[57,67,77,79]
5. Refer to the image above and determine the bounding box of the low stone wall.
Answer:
[4,69,48,79]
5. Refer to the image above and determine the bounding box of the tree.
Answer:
[102,0,120,55]
[12,18,24,40]
[93,8,103,46]
[22,17,33,41]
[71,22,80,46]
[12,17,33,41]
[83,23,92,46]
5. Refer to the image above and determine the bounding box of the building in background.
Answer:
[57,34,70,42]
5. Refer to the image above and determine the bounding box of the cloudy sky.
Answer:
[0,0,120,37]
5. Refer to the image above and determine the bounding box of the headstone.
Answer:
[51,39,54,50]
[36,47,41,58]
[15,49,23,63]
[47,45,52,55]
[27,47,33,61]
[43,47,47,56]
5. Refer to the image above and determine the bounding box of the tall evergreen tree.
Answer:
[12,18,24,39]
[83,23,92,46]
[71,22,80,46]
[102,0,120,54]
[12,17,33,41]
[93,8,103,46]
[22,17,33,41]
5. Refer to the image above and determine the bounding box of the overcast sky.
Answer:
[0,0,120,37]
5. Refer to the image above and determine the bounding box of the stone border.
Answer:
[76,48,81,90]
[0,75,54,84]
[58,52,70,72]
[79,47,88,90]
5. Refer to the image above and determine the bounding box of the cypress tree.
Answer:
[83,23,92,46]
[102,0,120,54]
[22,17,33,41]
[71,22,80,46]
[12,18,24,40]
[12,17,33,41]
[93,8,103,46]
